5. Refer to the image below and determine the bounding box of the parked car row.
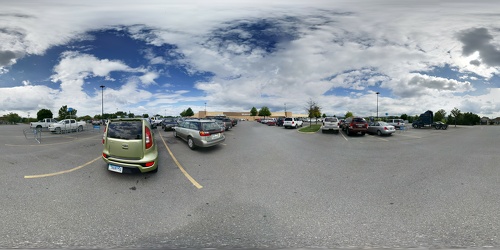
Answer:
[257,116,396,136]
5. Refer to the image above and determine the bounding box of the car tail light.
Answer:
[144,161,155,168]
[145,126,153,149]
[364,123,368,128]
[102,153,108,158]
[199,131,211,136]
[384,126,388,130]
[292,121,295,124]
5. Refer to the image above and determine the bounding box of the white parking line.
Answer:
[340,131,348,141]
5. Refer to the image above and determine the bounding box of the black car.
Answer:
[276,117,285,126]
[161,118,179,131]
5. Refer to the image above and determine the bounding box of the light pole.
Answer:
[376,92,380,119]
[100,85,105,121]
[284,103,287,117]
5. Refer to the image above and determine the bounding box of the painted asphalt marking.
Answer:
[340,131,348,141]
[24,157,101,179]
[158,130,203,189]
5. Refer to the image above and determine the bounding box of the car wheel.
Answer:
[55,127,61,134]
[173,131,178,138]
[321,130,325,133]
[361,132,365,136]
[346,129,350,136]
[187,137,196,150]
[150,166,158,173]
[377,130,382,136]
[413,124,418,128]
[78,125,83,132]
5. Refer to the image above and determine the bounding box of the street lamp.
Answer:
[100,85,105,121]
[284,103,287,116]
[376,92,380,119]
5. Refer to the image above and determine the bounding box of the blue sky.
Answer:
[1,0,500,118]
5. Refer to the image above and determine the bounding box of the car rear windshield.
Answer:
[107,121,143,140]
[201,122,221,131]
[284,118,293,121]
[352,118,366,123]
[325,118,338,122]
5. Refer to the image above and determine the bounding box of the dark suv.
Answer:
[342,117,368,136]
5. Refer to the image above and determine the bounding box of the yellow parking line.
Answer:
[158,130,203,189]
[24,156,101,179]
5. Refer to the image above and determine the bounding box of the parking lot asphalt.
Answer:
[1,122,499,248]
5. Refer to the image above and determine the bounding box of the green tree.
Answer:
[400,114,408,122]
[462,112,480,125]
[305,99,321,125]
[58,105,77,120]
[258,106,271,119]
[322,113,327,118]
[79,115,92,121]
[345,111,353,118]
[180,110,186,117]
[128,113,135,118]
[434,109,446,122]
[185,107,194,117]
[4,112,21,124]
[142,114,149,118]
[37,109,53,121]
[250,107,258,116]
[450,107,461,127]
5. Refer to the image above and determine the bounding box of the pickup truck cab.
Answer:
[30,118,58,130]
[48,119,86,133]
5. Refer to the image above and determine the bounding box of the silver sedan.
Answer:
[367,121,396,136]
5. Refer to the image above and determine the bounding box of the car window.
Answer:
[107,121,143,140]
[189,122,199,130]
[285,118,292,121]
[353,118,366,122]
[201,122,220,131]
[325,118,337,122]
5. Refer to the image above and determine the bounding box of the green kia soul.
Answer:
[102,118,158,173]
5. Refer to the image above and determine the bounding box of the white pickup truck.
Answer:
[48,119,86,133]
[30,118,58,130]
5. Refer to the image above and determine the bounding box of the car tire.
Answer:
[346,129,350,136]
[187,137,196,150]
[377,130,382,136]
[413,124,418,128]
[55,127,61,134]
[173,131,178,138]
[361,132,365,136]
[321,130,325,133]
[150,166,158,173]
[78,125,83,132]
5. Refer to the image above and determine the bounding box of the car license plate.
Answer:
[211,133,220,139]
[108,164,123,173]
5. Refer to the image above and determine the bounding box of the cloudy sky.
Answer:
[1,0,500,119]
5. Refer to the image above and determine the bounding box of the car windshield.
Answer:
[107,121,143,140]
[325,118,337,122]
[352,118,366,122]
[201,122,221,131]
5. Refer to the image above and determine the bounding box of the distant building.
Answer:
[193,111,307,121]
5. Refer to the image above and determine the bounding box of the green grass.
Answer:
[299,124,321,132]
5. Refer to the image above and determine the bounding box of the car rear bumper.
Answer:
[102,152,158,173]
[193,136,225,148]
[321,126,339,131]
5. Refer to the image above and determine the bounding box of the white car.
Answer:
[321,117,339,133]
[283,117,303,129]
